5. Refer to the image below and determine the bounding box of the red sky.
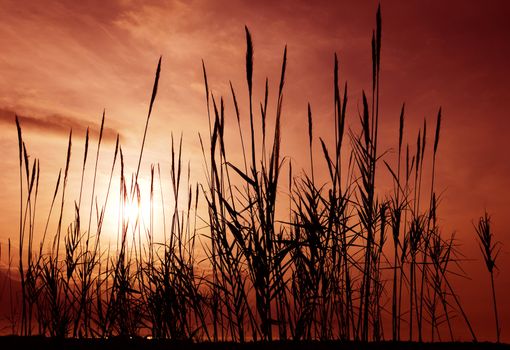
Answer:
[0,0,509,341]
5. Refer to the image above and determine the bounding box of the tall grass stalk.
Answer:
[474,212,500,343]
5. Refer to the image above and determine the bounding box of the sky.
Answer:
[0,0,509,341]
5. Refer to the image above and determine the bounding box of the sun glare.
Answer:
[120,193,155,229]
[122,197,143,225]
[100,176,168,243]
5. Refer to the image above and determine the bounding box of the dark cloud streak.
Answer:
[0,108,119,143]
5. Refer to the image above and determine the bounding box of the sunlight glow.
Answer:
[122,196,143,226]
[120,192,154,231]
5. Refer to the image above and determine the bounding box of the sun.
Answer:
[122,197,141,225]
[101,176,166,243]
[119,192,152,230]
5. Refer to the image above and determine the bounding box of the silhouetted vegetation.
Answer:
[4,4,503,345]
[474,213,501,343]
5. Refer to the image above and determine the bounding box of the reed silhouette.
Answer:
[4,4,504,347]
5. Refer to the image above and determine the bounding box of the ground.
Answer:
[0,337,508,350]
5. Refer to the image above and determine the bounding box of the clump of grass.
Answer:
[8,3,489,344]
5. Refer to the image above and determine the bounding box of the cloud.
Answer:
[0,108,119,143]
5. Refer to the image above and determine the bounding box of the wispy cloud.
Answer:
[0,108,119,142]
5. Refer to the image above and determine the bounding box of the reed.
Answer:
[474,212,501,343]
[8,3,491,344]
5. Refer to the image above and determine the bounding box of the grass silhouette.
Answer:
[3,3,504,347]
[474,212,501,343]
